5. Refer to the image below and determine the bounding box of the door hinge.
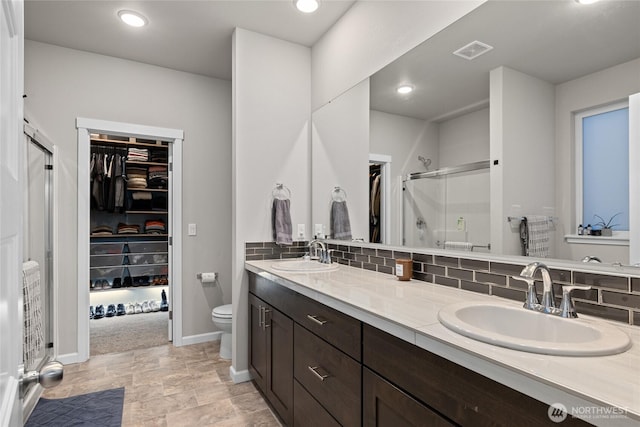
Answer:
[169,162,173,172]
[169,236,173,246]
[169,311,173,320]
[45,164,53,170]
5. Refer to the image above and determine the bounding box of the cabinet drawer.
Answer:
[294,324,361,427]
[293,380,340,427]
[363,368,455,427]
[290,293,361,361]
[363,325,589,427]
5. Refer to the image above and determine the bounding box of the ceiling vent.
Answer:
[453,40,493,60]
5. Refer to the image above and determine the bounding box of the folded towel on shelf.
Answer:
[127,148,149,162]
[144,219,166,234]
[272,198,292,246]
[117,223,141,234]
[330,200,352,240]
[91,225,114,235]
[522,215,550,257]
[444,241,473,251]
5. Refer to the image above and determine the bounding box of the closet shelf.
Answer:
[91,233,169,238]
[125,210,168,215]
[90,263,168,270]
[90,136,169,149]
[126,160,168,167]
[90,284,168,293]
[126,188,168,193]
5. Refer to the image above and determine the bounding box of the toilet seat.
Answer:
[212,304,232,319]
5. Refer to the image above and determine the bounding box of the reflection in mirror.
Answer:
[311,0,640,266]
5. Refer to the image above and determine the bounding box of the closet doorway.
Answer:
[77,118,184,361]
[369,154,391,244]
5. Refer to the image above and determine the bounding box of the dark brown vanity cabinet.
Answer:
[248,272,590,427]
[248,292,294,425]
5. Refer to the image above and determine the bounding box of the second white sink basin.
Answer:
[271,260,339,273]
[438,301,631,356]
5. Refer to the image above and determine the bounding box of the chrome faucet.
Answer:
[512,262,556,313]
[512,262,591,318]
[308,239,332,263]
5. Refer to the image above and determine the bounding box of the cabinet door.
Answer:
[248,293,267,391]
[265,306,294,426]
[363,368,455,427]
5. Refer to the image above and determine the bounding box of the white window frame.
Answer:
[574,100,629,243]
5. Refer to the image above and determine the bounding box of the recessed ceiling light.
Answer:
[118,10,148,27]
[295,0,319,13]
[397,85,414,95]
[575,0,599,4]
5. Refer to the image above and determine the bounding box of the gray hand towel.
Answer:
[272,199,293,246]
[331,200,352,240]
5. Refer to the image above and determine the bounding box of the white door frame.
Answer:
[369,153,391,244]
[76,117,184,363]
[0,0,25,424]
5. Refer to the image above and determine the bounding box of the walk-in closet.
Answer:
[88,133,171,355]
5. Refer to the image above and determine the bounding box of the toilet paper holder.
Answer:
[197,272,218,283]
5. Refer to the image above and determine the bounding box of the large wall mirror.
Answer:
[311,0,640,267]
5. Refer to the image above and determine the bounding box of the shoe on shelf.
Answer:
[149,300,160,312]
[112,277,122,288]
[105,304,116,317]
[94,305,105,319]
[160,289,169,312]
[125,302,135,315]
[116,303,126,316]
[141,301,151,313]
[90,306,95,319]
[123,276,132,287]
[134,302,143,314]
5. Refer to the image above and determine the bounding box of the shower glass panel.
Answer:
[403,163,490,250]
[22,135,54,392]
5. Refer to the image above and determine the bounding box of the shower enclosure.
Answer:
[403,160,490,251]
[22,123,57,418]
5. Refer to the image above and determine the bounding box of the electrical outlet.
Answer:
[314,223,324,238]
[297,224,305,238]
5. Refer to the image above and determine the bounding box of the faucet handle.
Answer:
[559,285,591,318]
[512,275,539,310]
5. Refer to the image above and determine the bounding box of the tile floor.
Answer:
[42,341,281,426]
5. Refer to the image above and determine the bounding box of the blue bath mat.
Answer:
[25,387,124,427]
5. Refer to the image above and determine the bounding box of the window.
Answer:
[575,102,629,235]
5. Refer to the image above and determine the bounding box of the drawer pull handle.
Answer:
[306,314,327,326]
[308,366,329,381]
[263,309,271,329]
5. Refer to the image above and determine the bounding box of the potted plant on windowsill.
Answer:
[593,212,622,237]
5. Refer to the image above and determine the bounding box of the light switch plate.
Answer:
[188,223,197,236]
[297,224,305,238]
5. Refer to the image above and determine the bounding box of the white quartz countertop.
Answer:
[245,260,640,426]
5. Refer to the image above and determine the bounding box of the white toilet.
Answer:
[212,304,232,359]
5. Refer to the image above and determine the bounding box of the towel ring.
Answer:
[272,183,291,200]
[331,186,347,202]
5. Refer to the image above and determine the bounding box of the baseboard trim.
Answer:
[179,331,222,346]
[56,352,83,365]
[230,366,252,384]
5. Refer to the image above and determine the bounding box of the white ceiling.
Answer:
[370,1,640,122]
[24,0,356,81]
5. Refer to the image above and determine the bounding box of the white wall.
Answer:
[311,1,484,110]
[370,109,438,245]
[232,28,310,381]
[24,40,232,357]
[312,79,369,241]
[490,66,556,257]
[555,58,640,264]
[438,107,489,167]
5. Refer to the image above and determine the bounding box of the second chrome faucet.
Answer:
[512,261,591,318]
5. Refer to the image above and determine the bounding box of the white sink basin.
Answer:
[271,260,339,273]
[438,301,631,356]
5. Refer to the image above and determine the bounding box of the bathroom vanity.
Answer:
[245,260,640,427]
